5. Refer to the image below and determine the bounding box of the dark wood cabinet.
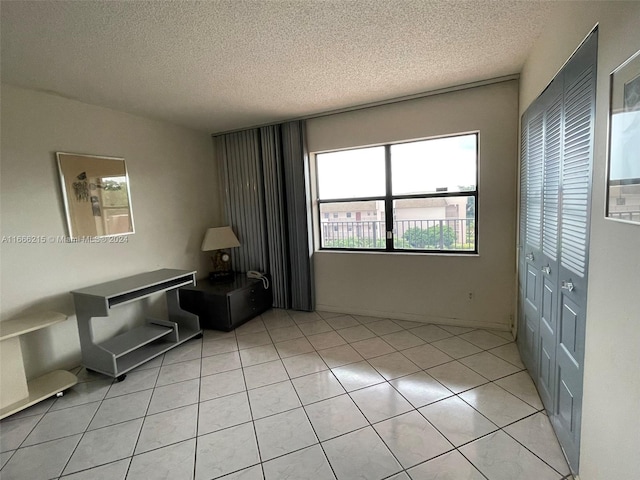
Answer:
[179,275,273,331]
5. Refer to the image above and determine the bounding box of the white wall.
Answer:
[519,3,640,478]
[0,85,222,378]
[307,81,518,330]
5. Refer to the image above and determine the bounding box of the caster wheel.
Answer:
[56,391,64,397]
[116,374,127,382]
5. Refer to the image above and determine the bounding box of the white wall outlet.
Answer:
[468,292,474,300]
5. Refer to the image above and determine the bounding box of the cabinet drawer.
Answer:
[228,284,272,326]
[251,286,272,311]
[229,288,255,323]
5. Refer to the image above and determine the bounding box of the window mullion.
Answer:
[385,145,393,250]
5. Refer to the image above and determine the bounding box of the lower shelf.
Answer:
[85,327,202,378]
[0,370,78,420]
[98,324,173,358]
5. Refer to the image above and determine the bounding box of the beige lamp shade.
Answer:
[201,226,240,251]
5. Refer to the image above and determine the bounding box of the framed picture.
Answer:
[56,152,135,238]
[606,49,640,224]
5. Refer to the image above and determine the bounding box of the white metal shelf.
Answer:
[0,311,78,420]
[98,324,173,358]
[72,269,201,380]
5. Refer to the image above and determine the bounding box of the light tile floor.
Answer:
[0,309,575,480]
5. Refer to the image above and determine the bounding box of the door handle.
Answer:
[541,265,551,275]
[561,281,574,292]
[526,253,534,261]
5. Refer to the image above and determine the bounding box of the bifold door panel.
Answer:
[517,29,597,475]
[538,276,557,410]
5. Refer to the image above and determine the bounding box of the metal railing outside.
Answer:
[608,211,640,223]
[321,218,475,250]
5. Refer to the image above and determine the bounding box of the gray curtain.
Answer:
[215,120,314,311]
[217,129,267,273]
[280,122,314,311]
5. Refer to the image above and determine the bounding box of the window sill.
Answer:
[315,249,480,258]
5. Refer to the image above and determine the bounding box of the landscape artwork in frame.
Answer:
[56,152,135,238]
[607,49,640,224]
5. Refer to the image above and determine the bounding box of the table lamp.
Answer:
[201,226,240,282]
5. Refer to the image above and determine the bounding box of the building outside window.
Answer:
[315,133,478,252]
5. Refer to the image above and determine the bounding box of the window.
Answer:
[98,176,132,235]
[316,133,477,252]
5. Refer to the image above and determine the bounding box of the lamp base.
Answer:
[208,271,235,283]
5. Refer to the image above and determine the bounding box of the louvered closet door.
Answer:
[517,29,597,475]
[517,117,529,368]
[519,106,544,375]
[537,76,563,412]
[553,30,597,472]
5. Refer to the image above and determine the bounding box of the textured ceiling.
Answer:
[1,1,554,133]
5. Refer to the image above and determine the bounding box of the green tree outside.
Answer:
[403,225,456,249]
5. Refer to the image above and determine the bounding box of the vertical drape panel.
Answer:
[215,121,314,312]
[216,130,267,273]
[260,125,290,308]
[281,121,315,311]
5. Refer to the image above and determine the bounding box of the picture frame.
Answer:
[606,49,640,224]
[56,152,135,238]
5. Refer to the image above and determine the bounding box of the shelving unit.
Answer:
[71,269,201,381]
[0,311,78,420]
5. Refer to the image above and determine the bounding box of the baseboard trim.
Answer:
[315,304,511,332]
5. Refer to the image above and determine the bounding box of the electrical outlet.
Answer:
[468,292,473,300]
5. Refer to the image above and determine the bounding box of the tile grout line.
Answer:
[129,316,529,425]
[500,416,572,477]
[456,446,494,480]
[5,310,560,480]
[55,346,194,476]
[281,329,342,480]
[258,311,422,477]
[323,344,420,479]
[259,309,347,478]
[56,369,117,478]
[236,326,269,480]
[191,331,207,480]
[114,346,163,479]
[338,386,406,473]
